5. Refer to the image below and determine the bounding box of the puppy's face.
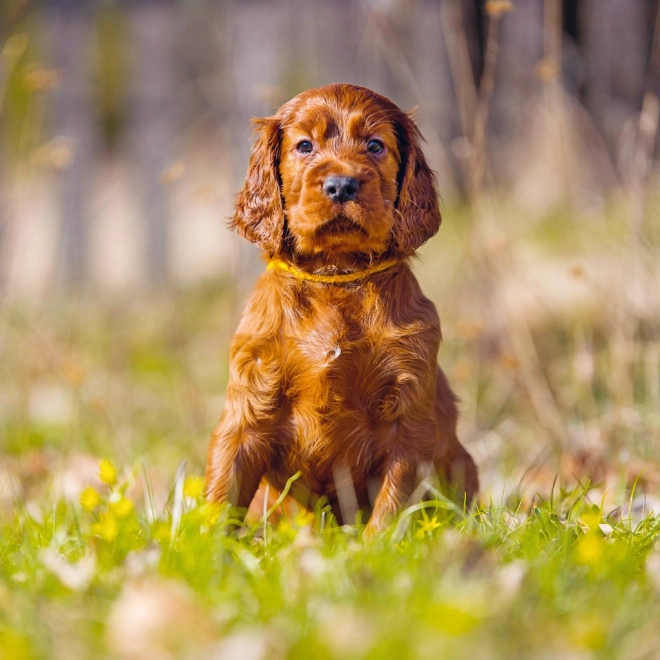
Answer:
[232,84,441,260]
[278,96,401,257]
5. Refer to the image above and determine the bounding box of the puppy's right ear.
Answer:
[231,117,284,256]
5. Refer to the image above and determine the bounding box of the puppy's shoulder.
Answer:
[378,266,440,328]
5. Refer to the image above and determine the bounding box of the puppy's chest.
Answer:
[293,312,355,373]
[283,301,407,401]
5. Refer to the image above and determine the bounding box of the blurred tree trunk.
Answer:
[298,0,366,89]
[126,0,178,288]
[463,0,484,82]
[228,0,288,295]
[580,0,649,165]
[489,0,545,183]
[0,47,7,286]
[44,1,98,289]
[358,0,403,101]
[0,144,6,289]
[651,0,660,163]
[178,1,233,130]
[280,0,321,93]
[413,0,466,196]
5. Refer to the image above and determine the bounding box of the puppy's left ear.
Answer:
[392,113,441,255]
[231,117,284,256]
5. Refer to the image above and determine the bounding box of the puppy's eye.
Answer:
[367,140,384,154]
[297,140,313,154]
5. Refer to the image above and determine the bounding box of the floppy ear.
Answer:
[392,113,441,256]
[231,117,284,256]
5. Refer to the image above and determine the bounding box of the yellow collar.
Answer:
[267,257,400,284]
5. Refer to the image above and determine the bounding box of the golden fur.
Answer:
[206,84,478,534]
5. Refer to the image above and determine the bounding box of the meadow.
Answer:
[1,192,660,659]
[2,3,660,656]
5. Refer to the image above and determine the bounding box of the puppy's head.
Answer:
[232,84,441,259]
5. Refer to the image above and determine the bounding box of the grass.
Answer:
[2,465,660,659]
[0,178,659,658]
[1,193,660,658]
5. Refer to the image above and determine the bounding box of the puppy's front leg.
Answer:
[365,450,419,537]
[205,418,272,511]
[206,333,282,513]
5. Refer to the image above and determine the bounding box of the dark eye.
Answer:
[367,140,384,154]
[297,140,313,154]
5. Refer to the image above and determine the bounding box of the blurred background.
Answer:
[1,0,659,510]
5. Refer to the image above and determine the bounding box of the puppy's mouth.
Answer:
[317,215,367,237]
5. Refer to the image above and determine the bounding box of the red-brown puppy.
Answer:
[206,84,478,535]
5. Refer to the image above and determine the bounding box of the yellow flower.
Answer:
[575,533,603,565]
[92,512,119,542]
[580,509,602,532]
[569,614,606,650]
[276,518,294,535]
[416,517,442,538]
[197,502,222,529]
[80,486,101,511]
[153,522,171,543]
[294,510,315,527]
[183,476,205,500]
[0,629,31,660]
[426,602,480,636]
[99,459,117,486]
[109,498,134,519]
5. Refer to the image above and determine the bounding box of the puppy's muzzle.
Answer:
[323,176,360,204]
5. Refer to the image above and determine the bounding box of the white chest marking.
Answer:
[323,345,341,367]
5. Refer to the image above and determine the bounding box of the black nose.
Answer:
[323,176,359,204]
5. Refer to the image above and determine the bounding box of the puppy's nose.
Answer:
[323,176,359,204]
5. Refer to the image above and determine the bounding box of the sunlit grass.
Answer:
[0,195,658,656]
[1,458,660,659]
